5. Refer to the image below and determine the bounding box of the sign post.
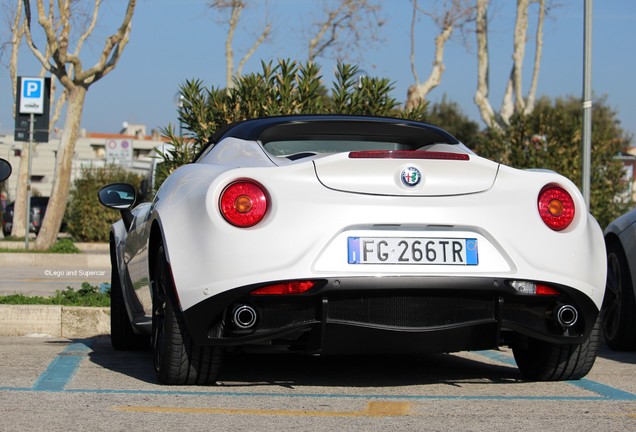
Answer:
[15,76,50,249]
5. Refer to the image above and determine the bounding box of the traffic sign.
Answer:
[19,77,45,114]
[105,139,133,164]
[14,77,51,143]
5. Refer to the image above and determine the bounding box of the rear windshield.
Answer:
[262,140,413,157]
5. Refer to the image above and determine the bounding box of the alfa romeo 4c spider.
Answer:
[98,115,606,385]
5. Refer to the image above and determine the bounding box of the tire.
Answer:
[110,264,149,350]
[602,239,636,350]
[512,316,601,381]
[152,244,222,385]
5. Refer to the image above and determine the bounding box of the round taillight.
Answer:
[220,180,268,227]
[537,185,575,231]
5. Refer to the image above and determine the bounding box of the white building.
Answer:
[0,123,165,203]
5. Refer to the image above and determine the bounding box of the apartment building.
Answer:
[0,123,165,203]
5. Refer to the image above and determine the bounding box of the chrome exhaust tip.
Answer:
[232,305,257,329]
[555,304,578,328]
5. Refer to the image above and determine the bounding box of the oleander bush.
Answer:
[66,165,142,242]
[475,95,633,228]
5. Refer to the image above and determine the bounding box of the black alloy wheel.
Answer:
[602,240,636,350]
[151,244,222,385]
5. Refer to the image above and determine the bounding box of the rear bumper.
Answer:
[182,276,599,352]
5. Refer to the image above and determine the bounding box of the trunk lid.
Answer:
[313,147,499,196]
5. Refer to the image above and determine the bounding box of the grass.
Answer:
[0,283,110,307]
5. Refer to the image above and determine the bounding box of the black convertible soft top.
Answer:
[197,115,460,161]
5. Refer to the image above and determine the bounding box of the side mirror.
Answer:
[98,183,136,209]
[0,158,12,182]
[97,183,137,229]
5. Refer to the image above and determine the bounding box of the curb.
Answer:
[0,241,109,253]
[0,304,110,338]
[0,244,112,338]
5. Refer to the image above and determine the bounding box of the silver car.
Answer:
[603,208,636,350]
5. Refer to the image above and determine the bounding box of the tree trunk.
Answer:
[10,146,29,238]
[523,0,545,115]
[474,0,497,128]
[405,25,453,111]
[34,86,86,250]
[225,1,243,89]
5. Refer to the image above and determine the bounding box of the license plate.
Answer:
[347,237,478,265]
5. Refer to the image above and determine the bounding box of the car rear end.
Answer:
[165,146,604,358]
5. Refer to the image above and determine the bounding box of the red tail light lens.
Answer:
[538,185,575,231]
[220,180,268,227]
[251,280,316,295]
[536,284,560,295]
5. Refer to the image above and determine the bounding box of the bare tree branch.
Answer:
[211,0,271,89]
[10,1,25,119]
[512,0,529,113]
[236,21,271,77]
[406,0,475,110]
[409,0,419,84]
[308,1,347,61]
[22,0,55,74]
[78,1,135,83]
[73,0,101,56]
[474,0,547,128]
[306,0,384,63]
[474,0,497,128]
[524,0,545,115]
[224,0,243,88]
[22,0,138,249]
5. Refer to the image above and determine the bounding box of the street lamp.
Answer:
[173,93,184,137]
[582,0,592,210]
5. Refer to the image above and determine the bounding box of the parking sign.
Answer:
[15,77,51,142]
[19,77,45,114]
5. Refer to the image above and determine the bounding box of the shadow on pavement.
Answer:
[85,336,523,388]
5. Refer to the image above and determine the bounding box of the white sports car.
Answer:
[98,115,606,385]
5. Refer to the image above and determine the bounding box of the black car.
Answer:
[2,197,49,236]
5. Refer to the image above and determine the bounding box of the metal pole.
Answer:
[25,113,34,249]
[582,0,593,210]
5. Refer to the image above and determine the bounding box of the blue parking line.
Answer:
[475,350,636,401]
[0,386,630,401]
[3,343,632,401]
[31,340,93,391]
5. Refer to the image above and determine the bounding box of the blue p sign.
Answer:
[23,80,42,98]
[19,77,45,114]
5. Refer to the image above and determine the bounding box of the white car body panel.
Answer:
[314,145,498,196]
[148,154,604,313]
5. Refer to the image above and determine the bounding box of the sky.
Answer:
[1,0,635,145]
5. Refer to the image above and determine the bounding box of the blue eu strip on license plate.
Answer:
[348,237,479,265]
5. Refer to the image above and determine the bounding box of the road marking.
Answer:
[114,401,411,417]
[16,341,635,401]
[31,340,92,391]
[475,350,636,401]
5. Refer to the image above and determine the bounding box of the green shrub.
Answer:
[155,60,425,187]
[48,238,80,253]
[0,282,110,307]
[66,165,142,242]
[475,96,633,228]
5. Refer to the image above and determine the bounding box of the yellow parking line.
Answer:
[115,401,411,417]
